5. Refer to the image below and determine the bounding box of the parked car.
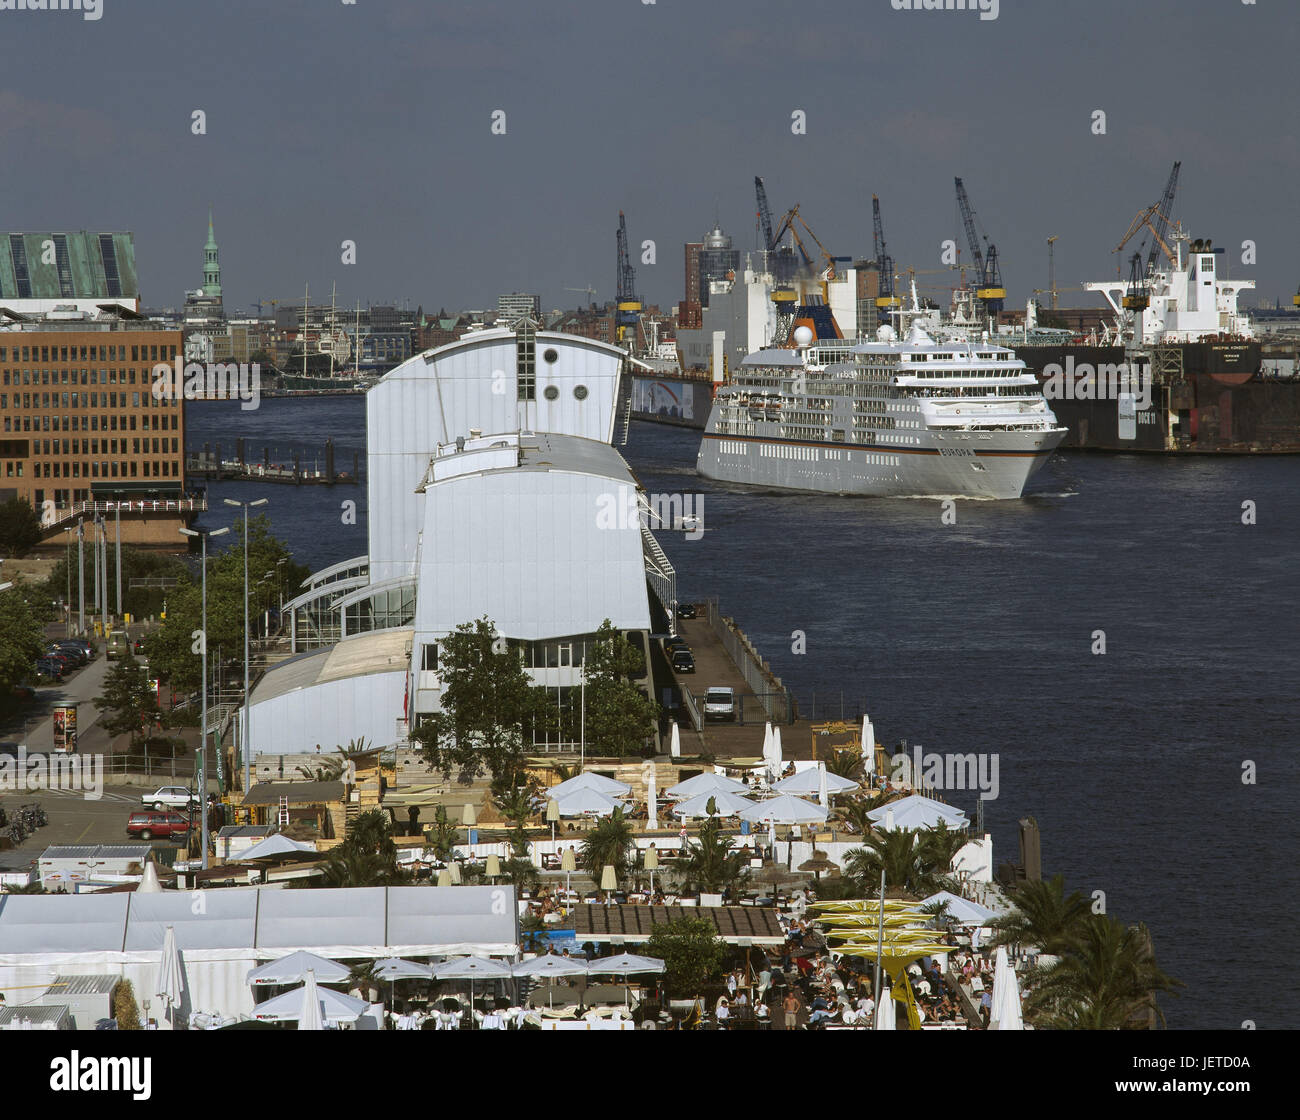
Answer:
[42,648,77,669]
[676,602,698,619]
[663,636,688,653]
[47,643,87,666]
[61,639,94,659]
[703,686,737,721]
[671,647,695,673]
[34,658,65,681]
[141,786,199,811]
[106,630,129,660]
[126,810,192,841]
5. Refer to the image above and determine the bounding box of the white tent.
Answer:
[553,788,628,817]
[253,978,368,1025]
[672,790,754,818]
[866,794,969,832]
[549,771,632,799]
[240,834,317,860]
[773,768,859,796]
[737,794,827,825]
[664,772,748,800]
[920,890,999,927]
[247,950,349,987]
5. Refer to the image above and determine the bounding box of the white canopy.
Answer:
[247,950,349,987]
[553,788,628,817]
[866,794,969,832]
[773,768,859,796]
[240,834,316,860]
[672,789,754,818]
[373,957,433,981]
[548,772,631,800]
[737,793,827,825]
[920,890,999,927]
[253,979,368,1024]
[664,772,749,800]
[433,956,515,980]
[511,953,589,978]
[587,953,664,976]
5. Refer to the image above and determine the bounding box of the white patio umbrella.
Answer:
[861,715,876,773]
[512,954,589,978]
[920,890,999,927]
[672,789,754,818]
[553,787,627,817]
[587,952,666,1010]
[773,768,859,796]
[818,764,829,809]
[866,794,969,832]
[665,772,749,799]
[761,721,774,777]
[647,767,658,831]
[433,956,515,1028]
[737,793,827,825]
[991,950,1024,1031]
[374,958,433,981]
[247,951,350,987]
[252,977,368,1026]
[299,969,325,1032]
[153,925,184,1027]
[549,771,631,799]
[874,982,896,1031]
[669,720,681,759]
[770,725,784,779]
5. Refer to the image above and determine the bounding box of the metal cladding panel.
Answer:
[385,886,518,950]
[123,892,259,951]
[415,471,650,641]
[0,894,130,955]
[254,887,386,948]
[247,668,406,754]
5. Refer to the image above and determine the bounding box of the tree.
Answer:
[425,804,457,861]
[0,498,42,558]
[647,916,725,998]
[320,808,407,887]
[581,620,659,757]
[411,617,550,786]
[1024,914,1182,1029]
[579,808,635,885]
[111,979,142,1030]
[990,873,1091,954]
[681,811,749,894]
[96,653,163,749]
[825,748,863,781]
[493,784,537,856]
[843,823,965,897]
[0,587,46,693]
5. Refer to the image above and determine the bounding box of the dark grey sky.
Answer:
[3,0,1296,315]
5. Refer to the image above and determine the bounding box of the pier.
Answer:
[185,437,361,486]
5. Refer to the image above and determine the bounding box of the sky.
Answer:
[2,0,1297,316]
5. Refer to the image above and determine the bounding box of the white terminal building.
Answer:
[242,320,675,755]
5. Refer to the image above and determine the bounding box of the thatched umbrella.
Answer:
[797,851,838,882]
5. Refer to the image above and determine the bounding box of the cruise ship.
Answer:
[696,321,1067,499]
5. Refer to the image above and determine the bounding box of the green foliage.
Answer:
[0,585,47,692]
[95,653,162,747]
[411,617,550,785]
[579,808,635,885]
[681,814,749,894]
[646,916,725,998]
[42,545,189,622]
[425,804,457,861]
[825,748,863,781]
[0,498,42,558]
[111,979,142,1030]
[843,823,965,897]
[501,857,540,893]
[1024,915,1182,1030]
[990,873,1091,954]
[493,784,537,857]
[581,620,659,757]
[320,808,407,887]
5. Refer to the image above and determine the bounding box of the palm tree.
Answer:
[990,873,1091,953]
[494,785,536,856]
[426,804,457,862]
[843,824,962,897]
[580,808,634,884]
[825,748,863,782]
[1024,914,1182,1029]
[501,857,540,894]
[681,815,749,894]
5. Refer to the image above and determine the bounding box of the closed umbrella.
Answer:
[991,949,1024,1031]
[771,726,784,779]
[818,764,829,809]
[761,722,774,779]
[669,721,681,759]
[861,715,875,774]
[874,981,896,1031]
[298,969,325,1032]
[136,862,163,894]
[153,925,184,1027]
[647,767,658,831]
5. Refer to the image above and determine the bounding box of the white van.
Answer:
[703,686,737,722]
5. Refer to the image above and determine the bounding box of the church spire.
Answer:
[202,205,222,301]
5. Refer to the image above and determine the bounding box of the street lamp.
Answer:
[222,497,268,798]
[179,524,230,870]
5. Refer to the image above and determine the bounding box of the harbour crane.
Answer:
[755,176,777,251]
[1113,161,1182,274]
[565,285,597,306]
[872,195,900,310]
[1046,236,1058,311]
[771,204,839,281]
[954,177,1005,317]
[615,211,641,345]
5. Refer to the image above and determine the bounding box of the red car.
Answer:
[126,810,193,841]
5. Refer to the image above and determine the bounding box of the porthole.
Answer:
[543,348,558,364]
[573,385,588,400]
[543,385,559,401]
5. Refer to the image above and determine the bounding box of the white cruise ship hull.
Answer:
[697,424,1064,499]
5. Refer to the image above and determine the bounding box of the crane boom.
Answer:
[954,178,986,277]
[872,194,899,309]
[1145,161,1181,276]
[755,176,776,252]
[953,177,1004,315]
[615,211,640,343]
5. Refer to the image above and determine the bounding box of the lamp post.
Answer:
[76,518,85,636]
[180,524,229,870]
[62,526,73,636]
[223,497,268,797]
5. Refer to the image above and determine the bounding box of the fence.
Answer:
[704,598,798,724]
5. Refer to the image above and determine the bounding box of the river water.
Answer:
[188,396,1299,1029]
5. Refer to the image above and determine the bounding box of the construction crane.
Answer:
[872,195,900,310]
[1045,236,1058,311]
[755,176,777,251]
[1113,161,1182,274]
[954,178,1005,317]
[615,211,641,345]
[771,204,838,281]
[1123,252,1150,311]
[565,285,597,306]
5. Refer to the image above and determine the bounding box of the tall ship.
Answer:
[696,317,1066,499]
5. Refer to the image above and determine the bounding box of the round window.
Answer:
[543,348,558,364]
[543,385,559,401]
[574,384,589,400]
